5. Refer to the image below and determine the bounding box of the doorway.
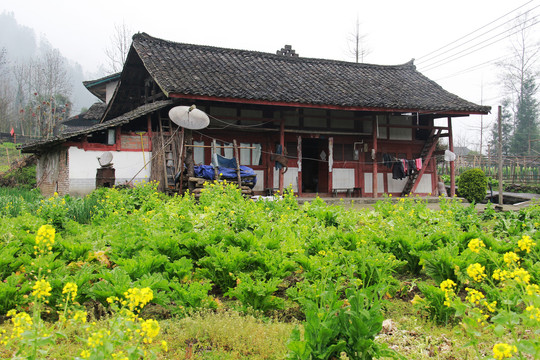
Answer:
[301,138,328,193]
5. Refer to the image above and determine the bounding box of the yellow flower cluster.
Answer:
[468,238,485,253]
[124,287,154,312]
[32,279,52,299]
[492,343,517,359]
[467,263,487,282]
[6,310,33,338]
[72,310,87,323]
[34,224,55,254]
[440,279,456,307]
[87,328,107,348]
[140,319,160,343]
[526,305,540,322]
[465,287,484,305]
[526,284,540,295]
[517,235,536,253]
[492,267,531,284]
[62,282,78,301]
[503,251,520,265]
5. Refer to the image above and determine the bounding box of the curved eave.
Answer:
[168,93,490,117]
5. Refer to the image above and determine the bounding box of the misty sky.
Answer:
[1,0,539,150]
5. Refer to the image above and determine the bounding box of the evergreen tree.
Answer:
[511,74,539,155]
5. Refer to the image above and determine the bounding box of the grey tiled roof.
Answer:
[21,100,172,153]
[132,33,490,114]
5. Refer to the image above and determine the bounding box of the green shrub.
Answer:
[457,168,487,204]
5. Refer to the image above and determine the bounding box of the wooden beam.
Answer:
[279,119,285,193]
[448,117,455,197]
[372,117,378,198]
[169,93,489,116]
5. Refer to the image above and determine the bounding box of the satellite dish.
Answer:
[97,152,113,167]
[168,105,210,130]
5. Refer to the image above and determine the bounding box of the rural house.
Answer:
[21,33,490,198]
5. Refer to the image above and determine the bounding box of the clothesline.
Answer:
[382,153,423,180]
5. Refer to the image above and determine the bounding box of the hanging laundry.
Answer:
[382,153,394,168]
[401,159,408,174]
[392,160,406,180]
[415,158,422,171]
[407,159,416,176]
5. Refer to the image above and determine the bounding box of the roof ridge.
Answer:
[132,32,415,70]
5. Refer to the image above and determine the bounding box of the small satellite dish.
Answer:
[97,152,113,167]
[168,105,210,130]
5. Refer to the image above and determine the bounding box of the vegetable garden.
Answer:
[0,181,538,359]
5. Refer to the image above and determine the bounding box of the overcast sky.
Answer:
[2,0,539,151]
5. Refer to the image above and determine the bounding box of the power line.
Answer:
[417,0,537,64]
[421,17,540,72]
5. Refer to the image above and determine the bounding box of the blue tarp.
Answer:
[192,164,257,187]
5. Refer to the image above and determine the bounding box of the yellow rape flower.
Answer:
[492,343,517,359]
[32,279,52,299]
[526,284,540,295]
[140,319,160,343]
[80,350,91,359]
[465,287,484,305]
[72,310,87,323]
[161,340,169,352]
[8,310,33,338]
[526,305,540,322]
[503,251,520,265]
[440,279,456,307]
[511,267,530,284]
[124,287,153,311]
[517,235,536,253]
[468,238,485,253]
[467,263,487,282]
[492,269,508,281]
[62,282,78,301]
[35,224,55,254]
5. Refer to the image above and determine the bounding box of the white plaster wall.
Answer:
[253,170,264,192]
[416,175,433,193]
[386,173,433,194]
[387,174,407,193]
[68,147,151,196]
[273,167,298,192]
[364,173,384,194]
[332,168,355,189]
[105,81,119,104]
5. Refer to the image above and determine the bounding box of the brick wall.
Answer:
[36,146,69,197]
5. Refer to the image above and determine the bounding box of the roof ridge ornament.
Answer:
[276,45,299,57]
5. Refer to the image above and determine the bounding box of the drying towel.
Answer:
[416,158,422,170]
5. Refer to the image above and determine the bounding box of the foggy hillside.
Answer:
[0,12,101,114]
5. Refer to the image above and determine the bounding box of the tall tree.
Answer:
[347,16,370,63]
[104,22,133,73]
[496,12,540,156]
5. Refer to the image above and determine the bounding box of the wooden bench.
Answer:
[332,187,362,197]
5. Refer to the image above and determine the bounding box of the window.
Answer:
[193,140,205,165]
[240,143,262,166]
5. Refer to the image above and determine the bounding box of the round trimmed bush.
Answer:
[457,168,487,204]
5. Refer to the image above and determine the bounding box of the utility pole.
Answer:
[497,106,503,205]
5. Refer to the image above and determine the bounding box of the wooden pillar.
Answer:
[297,136,302,196]
[185,129,194,191]
[448,117,455,197]
[372,117,378,198]
[279,119,285,193]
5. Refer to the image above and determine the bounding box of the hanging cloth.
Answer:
[444,150,456,162]
[415,158,422,171]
